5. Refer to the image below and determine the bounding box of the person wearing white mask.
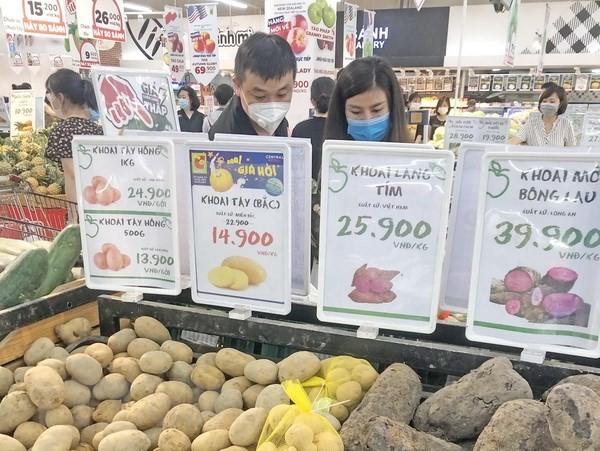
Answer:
[208,32,296,139]
[429,96,450,140]
[406,92,424,143]
[510,85,575,147]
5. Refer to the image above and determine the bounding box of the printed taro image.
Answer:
[349,264,400,304]
[489,266,590,327]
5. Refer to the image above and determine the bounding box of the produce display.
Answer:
[0,132,65,195]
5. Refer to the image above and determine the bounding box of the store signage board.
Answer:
[91,67,180,136]
[124,131,209,277]
[164,6,186,83]
[214,134,311,298]
[317,142,453,334]
[9,90,36,138]
[581,113,600,147]
[1,0,68,37]
[186,141,292,315]
[467,152,600,358]
[75,0,126,42]
[342,3,358,67]
[0,97,10,132]
[186,3,220,85]
[444,116,510,152]
[72,136,181,295]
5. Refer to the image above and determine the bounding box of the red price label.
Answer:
[171,65,180,73]
[194,66,206,75]
[212,227,274,248]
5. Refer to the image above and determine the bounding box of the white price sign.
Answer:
[76,0,125,42]
[186,141,292,315]
[0,98,10,132]
[1,0,67,37]
[444,116,510,152]
[72,136,181,295]
[468,152,600,358]
[581,113,600,147]
[9,90,36,138]
[317,142,454,334]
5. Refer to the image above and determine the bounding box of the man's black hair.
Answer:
[234,32,297,82]
[214,84,234,106]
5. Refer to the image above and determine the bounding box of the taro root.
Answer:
[503,267,541,293]
[541,293,583,318]
[349,264,399,304]
[541,267,578,293]
[504,299,521,315]
[531,285,557,306]
[490,290,531,305]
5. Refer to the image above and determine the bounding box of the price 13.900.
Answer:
[337,215,432,241]
[494,221,600,250]
[136,253,174,267]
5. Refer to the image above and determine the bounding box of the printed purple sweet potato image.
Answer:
[489,266,590,327]
[349,263,399,304]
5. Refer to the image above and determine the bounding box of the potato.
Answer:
[244,360,278,385]
[65,354,103,385]
[24,338,55,366]
[13,422,46,448]
[228,407,268,447]
[329,402,349,423]
[0,366,14,396]
[198,391,220,412]
[92,400,122,423]
[107,328,137,354]
[93,373,129,401]
[8,382,26,393]
[0,433,26,451]
[103,421,137,437]
[159,428,191,451]
[278,351,321,383]
[37,358,67,380]
[257,443,277,451]
[45,404,73,426]
[111,409,130,423]
[156,381,194,406]
[222,256,267,285]
[191,365,225,391]
[163,403,204,440]
[13,367,33,383]
[191,429,232,451]
[98,430,151,451]
[24,366,65,409]
[335,381,362,407]
[46,347,70,362]
[202,408,244,433]
[215,348,255,377]
[139,350,173,375]
[127,392,171,430]
[84,343,114,369]
[208,266,236,288]
[166,361,193,385]
[242,385,265,410]
[314,431,343,451]
[222,376,254,394]
[255,384,290,411]
[161,340,193,364]
[127,338,160,360]
[130,373,164,401]
[285,422,313,448]
[294,413,327,436]
[201,411,216,423]
[80,422,108,445]
[266,404,290,430]
[31,425,75,451]
[55,318,92,345]
[71,405,94,429]
[63,380,91,407]
[230,269,250,290]
[108,357,143,383]
[143,427,162,449]
[316,411,341,432]
[74,445,95,451]
[133,316,171,345]
[351,364,378,391]
[222,447,248,451]
[215,389,243,413]
[196,352,217,367]
[69,345,88,355]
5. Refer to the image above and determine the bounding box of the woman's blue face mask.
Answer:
[346,113,390,141]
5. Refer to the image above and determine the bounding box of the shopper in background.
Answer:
[209,32,297,139]
[177,86,205,133]
[466,98,479,113]
[429,96,450,139]
[510,84,575,147]
[202,84,234,134]
[406,92,424,143]
[324,56,410,142]
[44,69,103,205]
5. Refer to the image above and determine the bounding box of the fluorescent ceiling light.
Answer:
[218,0,248,9]
[123,2,155,13]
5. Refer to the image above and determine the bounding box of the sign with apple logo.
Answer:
[187,3,219,85]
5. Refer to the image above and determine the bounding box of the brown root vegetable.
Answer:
[55,318,92,345]
[503,267,541,293]
[489,290,530,305]
[541,267,578,293]
[351,264,367,286]
[348,289,396,304]
[490,278,505,294]
[519,302,551,323]
[531,285,557,306]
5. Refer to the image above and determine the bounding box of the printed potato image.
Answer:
[83,176,121,206]
[348,264,399,304]
[208,257,265,291]
[489,266,590,327]
[93,243,131,272]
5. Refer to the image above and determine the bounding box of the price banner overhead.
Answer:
[72,136,181,295]
[467,152,600,358]
[444,116,510,152]
[164,6,187,83]
[75,0,125,42]
[186,141,292,315]
[186,3,219,85]
[317,142,454,334]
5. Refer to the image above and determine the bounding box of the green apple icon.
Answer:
[322,6,336,28]
[486,160,510,198]
[308,3,323,25]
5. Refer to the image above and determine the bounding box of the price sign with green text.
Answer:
[317,143,454,333]
[467,152,600,358]
[444,116,510,152]
[186,141,292,315]
[72,136,181,295]
[581,113,600,147]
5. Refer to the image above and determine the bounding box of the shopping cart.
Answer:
[0,175,78,241]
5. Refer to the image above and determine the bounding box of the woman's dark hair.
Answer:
[178,86,201,111]
[311,77,335,114]
[45,69,97,111]
[539,84,568,115]
[12,83,32,90]
[234,32,297,82]
[324,57,410,142]
[434,96,451,115]
[214,84,234,106]
[408,92,421,103]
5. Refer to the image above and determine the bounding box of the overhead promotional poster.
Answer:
[444,116,510,152]
[186,3,219,85]
[91,67,179,135]
[72,137,181,295]
[9,89,36,138]
[164,6,187,83]
[65,0,100,68]
[342,3,357,67]
[318,143,454,333]
[468,152,600,358]
[187,142,292,315]
[362,9,375,57]
[75,0,126,42]
[1,0,68,37]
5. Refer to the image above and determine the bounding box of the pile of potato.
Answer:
[0,316,379,451]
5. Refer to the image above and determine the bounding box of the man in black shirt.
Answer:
[209,32,297,140]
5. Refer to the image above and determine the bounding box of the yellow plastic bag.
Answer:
[257,380,343,451]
